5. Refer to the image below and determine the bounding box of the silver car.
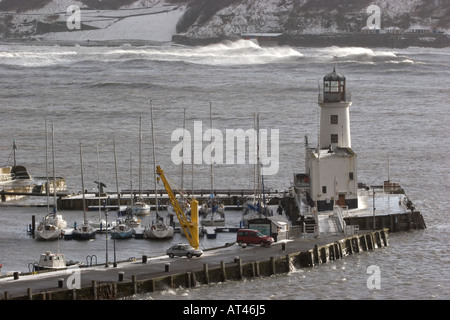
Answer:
[166,243,203,258]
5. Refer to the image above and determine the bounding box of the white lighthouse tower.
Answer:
[297,68,358,212]
[319,67,351,149]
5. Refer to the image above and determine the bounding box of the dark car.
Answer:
[166,243,203,258]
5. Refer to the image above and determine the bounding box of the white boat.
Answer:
[132,196,151,216]
[144,103,174,239]
[34,219,63,241]
[90,145,113,232]
[35,122,67,240]
[200,196,225,226]
[33,251,80,272]
[72,143,96,241]
[45,209,67,230]
[118,211,141,228]
[0,141,32,185]
[89,218,115,233]
[144,217,174,239]
[131,116,151,216]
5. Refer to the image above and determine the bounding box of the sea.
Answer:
[0,40,449,302]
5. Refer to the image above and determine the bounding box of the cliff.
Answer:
[0,0,448,47]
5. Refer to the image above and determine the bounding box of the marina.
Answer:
[0,42,447,301]
[0,67,427,300]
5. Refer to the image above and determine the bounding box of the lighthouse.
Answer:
[296,68,358,212]
[319,68,351,149]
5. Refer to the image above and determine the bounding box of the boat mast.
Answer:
[181,107,186,191]
[150,100,159,217]
[12,139,16,167]
[253,114,257,200]
[96,143,101,221]
[139,116,142,200]
[113,138,120,215]
[130,152,133,212]
[209,102,214,197]
[45,118,50,213]
[256,113,262,216]
[209,102,214,219]
[51,123,57,213]
[79,143,87,224]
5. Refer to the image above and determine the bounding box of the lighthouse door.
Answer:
[338,194,346,207]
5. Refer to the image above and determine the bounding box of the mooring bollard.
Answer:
[118,271,124,281]
[165,263,170,272]
[282,242,286,251]
[142,255,147,263]
[13,272,19,280]
[58,278,64,288]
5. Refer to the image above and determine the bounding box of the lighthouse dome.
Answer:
[323,67,345,81]
[322,67,347,102]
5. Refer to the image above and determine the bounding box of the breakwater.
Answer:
[2,229,388,300]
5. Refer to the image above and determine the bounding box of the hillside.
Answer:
[0,0,448,46]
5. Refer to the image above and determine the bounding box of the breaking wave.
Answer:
[0,40,304,67]
[307,46,411,65]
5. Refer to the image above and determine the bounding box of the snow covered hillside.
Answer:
[0,0,448,42]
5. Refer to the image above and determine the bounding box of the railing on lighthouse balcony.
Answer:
[318,91,351,103]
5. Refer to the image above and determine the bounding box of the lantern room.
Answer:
[323,67,347,102]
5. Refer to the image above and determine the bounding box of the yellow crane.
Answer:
[156,165,199,249]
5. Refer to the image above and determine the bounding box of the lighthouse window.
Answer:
[322,186,327,194]
[330,81,339,92]
[324,82,330,92]
[331,115,338,124]
[349,172,354,180]
[331,134,338,143]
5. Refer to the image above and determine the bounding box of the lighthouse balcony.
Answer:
[318,92,351,103]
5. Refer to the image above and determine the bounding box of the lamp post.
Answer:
[113,222,117,267]
[105,202,109,268]
[372,187,376,231]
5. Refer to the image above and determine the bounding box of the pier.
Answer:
[57,188,283,211]
[0,229,389,300]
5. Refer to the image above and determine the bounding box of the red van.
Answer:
[236,229,274,247]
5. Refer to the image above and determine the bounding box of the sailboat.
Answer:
[89,144,114,233]
[111,222,134,239]
[129,116,150,216]
[200,103,225,227]
[72,143,96,240]
[35,122,66,241]
[241,113,269,227]
[113,139,141,230]
[144,101,174,239]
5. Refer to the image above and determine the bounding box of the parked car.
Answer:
[166,243,203,258]
[236,229,274,247]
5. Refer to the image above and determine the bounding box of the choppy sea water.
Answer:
[0,40,449,300]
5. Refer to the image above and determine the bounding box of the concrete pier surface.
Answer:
[0,229,388,300]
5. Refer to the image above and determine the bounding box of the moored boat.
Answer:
[72,143,96,241]
[34,219,63,241]
[32,251,80,272]
[111,223,134,239]
[144,216,174,239]
[35,122,67,240]
[143,103,174,240]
